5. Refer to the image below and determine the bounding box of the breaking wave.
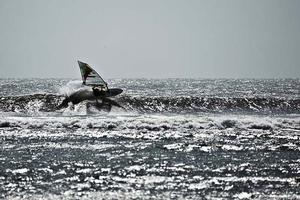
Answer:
[0,94,299,114]
[1,113,299,133]
[120,96,300,114]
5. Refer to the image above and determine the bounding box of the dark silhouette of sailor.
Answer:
[92,85,107,97]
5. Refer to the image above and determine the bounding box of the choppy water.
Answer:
[0,78,299,199]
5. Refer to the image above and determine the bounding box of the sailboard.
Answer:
[78,60,107,87]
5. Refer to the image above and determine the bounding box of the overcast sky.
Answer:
[0,0,299,78]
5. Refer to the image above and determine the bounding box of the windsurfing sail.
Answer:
[78,61,107,87]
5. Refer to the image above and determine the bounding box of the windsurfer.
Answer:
[92,84,107,97]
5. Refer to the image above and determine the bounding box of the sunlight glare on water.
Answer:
[0,78,299,199]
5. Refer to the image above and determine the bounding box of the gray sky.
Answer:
[0,0,299,78]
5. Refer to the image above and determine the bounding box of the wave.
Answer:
[0,94,299,114]
[0,94,62,113]
[1,115,299,139]
[120,96,300,114]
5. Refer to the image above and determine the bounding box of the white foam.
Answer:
[234,192,252,199]
[25,100,44,115]
[76,168,93,174]
[126,165,143,172]
[188,182,208,190]
[222,144,243,151]
[58,80,84,96]
[10,168,29,174]
[1,114,299,143]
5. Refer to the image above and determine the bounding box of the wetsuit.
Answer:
[92,86,106,97]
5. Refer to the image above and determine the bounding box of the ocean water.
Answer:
[0,78,299,199]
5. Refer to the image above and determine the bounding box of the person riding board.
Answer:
[92,84,108,97]
[92,83,108,104]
